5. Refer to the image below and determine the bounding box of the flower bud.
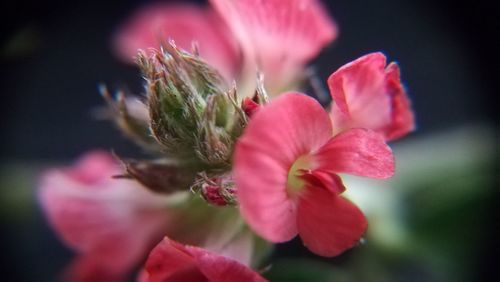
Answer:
[242,97,259,118]
[241,73,269,118]
[195,89,247,168]
[193,173,237,206]
[138,42,248,169]
[100,86,160,151]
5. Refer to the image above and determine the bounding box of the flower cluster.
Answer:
[114,0,336,97]
[39,0,414,281]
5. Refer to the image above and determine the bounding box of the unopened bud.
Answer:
[139,43,228,161]
[242,97,260,118]
[139,42,248,169]
[241,73,269,118]
[193,173,237,206]
[100,86,159,151]
[195,89,247,168]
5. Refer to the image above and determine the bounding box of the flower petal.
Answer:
[192,248,267,282]
[114,3,240,79]
[328,53,391,134]
[144,237,267,282]
[211,0,337,89]
[383,62,415,140]
[297,187,367,257]
[299,170,346,195]
[63,255,131,282]
[38,151,175,280]
[144,237,206,282]
[314,129,395,179]
[63,150,117,185]
[234,93,333,242]
[328,52,415,140]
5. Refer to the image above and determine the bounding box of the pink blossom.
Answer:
[114,3,240,80]
[39,151,256,280]
[210,0,337,91]
[234,93,394,257]
[141,237,267,282]
[114,0,337,95]
[328,52,415,140]
[38,151,178,280]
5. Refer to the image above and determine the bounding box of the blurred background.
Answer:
[1,0,497,281]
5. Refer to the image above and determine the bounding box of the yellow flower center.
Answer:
[286,155,312,197]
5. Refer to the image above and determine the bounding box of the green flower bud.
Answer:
[100,85,160,151]
[138,42,248,170]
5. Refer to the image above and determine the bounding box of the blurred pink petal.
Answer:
[234,93,392,256]
[328,52,415,140]
[314,128,395,179]
[297,189,367,257]
[39,151,177,280]
[63,255,130,282]
[143,237,267,282]
[210,0,337,89]
[114,3,240,79]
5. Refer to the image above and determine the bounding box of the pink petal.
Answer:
[144,238,205,282]
[144,237,266,282]
[38,151,173,280]
[211,0,337,88]
[64,150,117,185]
[328,52,415,140]
[114,3,240,79]
[63,255,129,282]
[383,62,416,140]
[299,170,346,195]
[314,129,395,179]
[328,53,390,134]
[192,248,267,282]
[297,187,367,257]
[234,93,333,242]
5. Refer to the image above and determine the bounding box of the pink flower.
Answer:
[328,52,415,140]
[38,151,178,280]
[234,93,394,257]
[114,3,240,80]
[114,0,337,95]
[141,237,267,282]
[39,151,257,280]
[210,0,337,91]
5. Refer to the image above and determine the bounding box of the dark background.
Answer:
[1,0,497,281]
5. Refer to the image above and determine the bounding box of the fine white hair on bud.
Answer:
[138,43,250,170]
